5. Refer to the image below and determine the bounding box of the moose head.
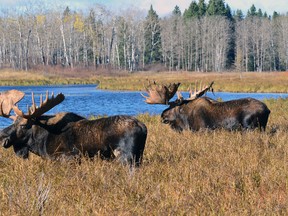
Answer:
[0,90,65,153]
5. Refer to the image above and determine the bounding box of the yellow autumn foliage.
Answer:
[36,15,46,26]
[74,14,84,32]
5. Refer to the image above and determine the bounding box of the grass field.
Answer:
[0,69,288,215]
[1,69,288,93]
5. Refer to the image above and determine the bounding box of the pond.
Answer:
[0,84,288,128]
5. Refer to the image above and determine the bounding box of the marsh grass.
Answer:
[1,69,288,93]
[0,99,287,215]
[0,69,100,86]
[96,71,288,93]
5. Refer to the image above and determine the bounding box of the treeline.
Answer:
[0,0,287,72]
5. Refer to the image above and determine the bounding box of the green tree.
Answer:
[225,4,233,20]
[173,5,181,16]
[247,4,257,17]
[63,6,71,18]
[183,1,199,19]
[198,0,207,17]
[144,5,162,64]
[272,11,279,19]
[257,9,263,17]
[207,0,226,16]
[234,9,244,21]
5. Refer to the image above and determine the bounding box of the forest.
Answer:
[0,0,287,72]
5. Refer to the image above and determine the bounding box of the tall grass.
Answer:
[0,99,287,215]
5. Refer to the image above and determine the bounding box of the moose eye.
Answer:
[20,125,27,129]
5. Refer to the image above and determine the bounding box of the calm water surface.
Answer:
[0,84,287,128]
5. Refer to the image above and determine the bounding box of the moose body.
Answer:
[0,113,147,165]
[161,97,270,132]
[142,81,270,132]
[0,90,147,166]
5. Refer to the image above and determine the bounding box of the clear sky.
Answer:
[0,0,287,17]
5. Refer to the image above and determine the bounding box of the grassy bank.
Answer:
[1,69,288,93]
[0,98,287,215]
[97,71,288,93]
[0,69,100,86]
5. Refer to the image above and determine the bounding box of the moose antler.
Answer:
[143,80,214,106]
[0,90,25,120]
[141,81,180,104]
[187,81,214,100]
[13,91,65,119]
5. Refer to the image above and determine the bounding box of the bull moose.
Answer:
[0,90,147,166]
[142,81,270,132]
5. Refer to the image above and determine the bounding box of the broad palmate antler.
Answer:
[0,90,25,120]
[13,91,65,119]
[142,81,214,105]
[141,81,180,104]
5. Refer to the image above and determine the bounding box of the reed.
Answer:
[0,99,287,215]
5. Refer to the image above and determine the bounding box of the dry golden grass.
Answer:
[97,71,288,93]
[0,69,100,86]
[1,69,288,93]
[0,99,287,215]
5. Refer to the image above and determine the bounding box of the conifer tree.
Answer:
[144,5,162,64]
[198,0,207,17]
[247,4,257,17]
[173,5,181,16]
[234,9,244,21]
[183,1,199,19]
[207,0,226,16]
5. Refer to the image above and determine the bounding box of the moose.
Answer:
[142,81,270,132]
[0,90,147,166]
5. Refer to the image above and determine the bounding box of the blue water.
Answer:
[0,84,288,128]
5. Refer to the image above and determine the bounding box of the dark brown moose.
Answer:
[0,90,147,166]
[142,81,270,132]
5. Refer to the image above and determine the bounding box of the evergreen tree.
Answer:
[207,0,226,16]
[225,4,233,20]
[234,9,244,21]
[183,1,199,19]
[225,4,235,69]
[257,9,263,17]
[63,6,71,18]
[272,11,279,19]
[173,5,181,16]
[198,0,207,17]
[247,4,257,17]
[144,5,162,64]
